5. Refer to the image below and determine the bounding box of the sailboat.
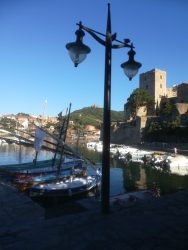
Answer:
[0,105,86,189]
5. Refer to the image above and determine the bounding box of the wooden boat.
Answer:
[0,159,51,173]
[0,154,84,173]
[11,158,84,177]
[0,156,86,191]
[13,167,85,191]
[29,175,100,198]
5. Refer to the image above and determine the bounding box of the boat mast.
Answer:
[57,103,72,170]
[52,103,72,167]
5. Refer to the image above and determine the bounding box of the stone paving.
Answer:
[0,180,188,250]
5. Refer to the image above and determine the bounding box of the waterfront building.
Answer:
[139,68,167,107]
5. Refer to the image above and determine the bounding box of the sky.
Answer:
[0,0,187,117]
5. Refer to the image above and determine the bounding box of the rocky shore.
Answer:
[0,179,188,250]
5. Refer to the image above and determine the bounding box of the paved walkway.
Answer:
[0,180,188,250]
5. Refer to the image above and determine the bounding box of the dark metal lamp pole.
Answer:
[66,3,142,214]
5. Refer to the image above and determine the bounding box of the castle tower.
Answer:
[139,68,166,107]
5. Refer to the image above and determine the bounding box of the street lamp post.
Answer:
[66,3,141,214]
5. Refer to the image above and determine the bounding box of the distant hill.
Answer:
[70,106,124,128]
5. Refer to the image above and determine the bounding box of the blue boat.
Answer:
[11,158,84,177]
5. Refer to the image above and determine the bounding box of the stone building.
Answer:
[139,68,167,107]
[111,69,188,145]
[166,85,177,98]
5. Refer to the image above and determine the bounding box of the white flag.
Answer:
[34,127,45,151]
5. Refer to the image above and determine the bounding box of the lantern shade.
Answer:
[66,28,91,67]
[66,42,91,67]
[121,61,142,80]
[121,48,142,80]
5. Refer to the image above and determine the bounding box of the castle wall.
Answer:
[166,86,177,98]
[110,117,149,144]
[137,106,147,117]
[177,83,188,103]
[110,123,140,144]
[175,103,188,115]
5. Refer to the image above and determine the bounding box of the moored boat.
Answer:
[11,158,84,177]
[13,167,85,191]
[164,155,188,176]
[29,175,101,198]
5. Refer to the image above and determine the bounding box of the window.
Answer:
[146,84,148,89]
[160,84,162,88]
[160,75,162,79]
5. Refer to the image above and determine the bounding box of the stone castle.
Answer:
[111,68,188,144]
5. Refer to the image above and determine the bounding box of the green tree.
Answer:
[0,117,16,131]
[17,112,30,117]
[159,98,173,116]
[125,88,154,119]
[167,117,181,129]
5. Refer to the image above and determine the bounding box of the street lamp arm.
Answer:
[77,22,106,39]
[112,43,133,49]
[76,22,107,46]
[83,27,106,46]
[76,22,134,50]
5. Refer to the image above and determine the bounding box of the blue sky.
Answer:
[0,0,187,116]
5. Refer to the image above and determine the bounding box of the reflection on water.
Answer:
[112,158,188,195]
[1,143,188,195]
[0,143,53,165]
[88,156,188,196]
[110,168,125,196]
[143,166,188,195]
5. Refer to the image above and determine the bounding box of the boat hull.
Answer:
[29,176,100,198]
[14,169,84,191]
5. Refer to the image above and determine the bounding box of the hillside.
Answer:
[70,106,124,128]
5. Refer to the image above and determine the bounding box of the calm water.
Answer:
[1,143,188,196]
[83,148,188,195]
[0,143,53,165]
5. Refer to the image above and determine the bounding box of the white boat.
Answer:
[120,149,153,163]
[94,141,103,152]
[131,150,153,163]
[117,146,141,158]
[29,175,101,198]
[110,144,118,154]
[116,145,132,156]
[165,155,188,176]
[86,142,97,151]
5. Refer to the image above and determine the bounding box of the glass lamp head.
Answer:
[66,28,91,67]
[121,48,142,80]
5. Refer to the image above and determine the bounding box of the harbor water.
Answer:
[0,142,188,196]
